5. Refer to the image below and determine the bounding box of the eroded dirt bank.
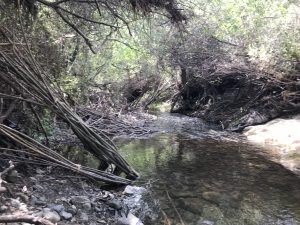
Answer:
[171,63,300,131]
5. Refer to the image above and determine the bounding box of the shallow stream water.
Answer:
[115,113,300,225]
[62,113,300,225]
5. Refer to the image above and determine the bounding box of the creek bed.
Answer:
[115,113,300,225]
[61,113,300,225]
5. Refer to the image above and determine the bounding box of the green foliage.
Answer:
[188,0,300,70]
[4,0,299,107]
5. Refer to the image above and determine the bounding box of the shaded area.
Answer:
[168,33,300,131]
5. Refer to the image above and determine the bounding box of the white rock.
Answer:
[123,186,146,196]
[117,212,144,225]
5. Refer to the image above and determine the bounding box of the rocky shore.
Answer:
[0,165,146,225]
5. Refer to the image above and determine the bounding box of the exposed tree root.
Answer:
[172,68,300,131]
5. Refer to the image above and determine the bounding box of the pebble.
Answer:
[32,211,43,217]
[32,184,44,191]
[57,179,67,184]
[107,199,122,210]
[6,170,19,183]
[60,197,68,202]
[49,204,65,213]
[0,186,7,193]
[35,174,44,180]
[94,205,104,212]
[15,192,29,203]
[197,219,215,225]
[97,220,107,224]
[29,177,37,183]
[0,205,8,212]
[78,212,89,222]
[60,211,73,220]
[18,202,28,212]
[34,198,46,206]
[30,196,38,205]
[66,205,77,215]
[178,197,203,214]
[83,202,92,211]
[71,195,90,204]
[202,205,223,221]
[36,168,45,174]
[42,208,51,213]
[43,211,61,223]
[70,196,91,210]
[11,199,21,208]
[202,191,222,204]
[169,190,197,198]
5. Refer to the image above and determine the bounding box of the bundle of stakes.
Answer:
[0,124,131,185]
[0,27,138,184]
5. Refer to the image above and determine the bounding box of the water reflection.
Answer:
[117,135,300,225]
[60,145,100,169]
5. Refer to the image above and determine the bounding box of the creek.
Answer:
[65,113,300,225]
[116,113,300,225]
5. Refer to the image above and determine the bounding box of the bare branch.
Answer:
[54,8,96,54]
[56,5,119,28]
[0,93,45,106]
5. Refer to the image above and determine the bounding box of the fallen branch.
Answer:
[0,214,55,225]
[166,189,186,225]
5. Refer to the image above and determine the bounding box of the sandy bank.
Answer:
[243,115,300,174]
